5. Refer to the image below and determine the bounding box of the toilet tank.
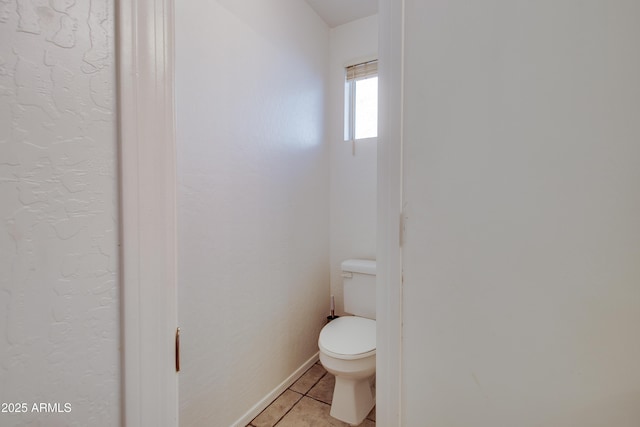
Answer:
[342,259,376,320]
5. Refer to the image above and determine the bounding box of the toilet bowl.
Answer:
[318,259,377,426]
[319,316,376,425]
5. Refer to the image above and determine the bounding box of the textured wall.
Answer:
[328,15,378,315]
[401,1,640,425]
[0,0,119,426]
[175,1,329,425]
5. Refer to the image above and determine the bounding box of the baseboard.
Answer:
[231,352,320,427]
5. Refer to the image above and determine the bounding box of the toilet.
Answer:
[318,259,376,425]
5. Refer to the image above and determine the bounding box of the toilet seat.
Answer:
[319,316,376,360]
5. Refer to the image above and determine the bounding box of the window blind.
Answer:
[345,60,378,81]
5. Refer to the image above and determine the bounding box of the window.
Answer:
[344,60,378,141]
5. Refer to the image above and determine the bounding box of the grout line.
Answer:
[273,368,328,426]
[271,390,303,427]
[248,389,303,427]
[304,371,327,397]
[304,394,331,406]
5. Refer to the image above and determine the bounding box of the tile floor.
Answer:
[247,361,375,427]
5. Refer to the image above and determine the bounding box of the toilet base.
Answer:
[330,374,375,426]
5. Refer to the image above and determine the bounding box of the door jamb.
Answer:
[117,0,178,425]
[377,0,404,425]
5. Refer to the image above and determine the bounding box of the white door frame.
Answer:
[117,0,178,426]
[377,0,404,425]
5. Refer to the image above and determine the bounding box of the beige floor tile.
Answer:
[307,372,335,405]
[251,389,303,427]
[250,363,374,427]
[275,396,374,427]
[275,396,349,427]
[289,364,326,394]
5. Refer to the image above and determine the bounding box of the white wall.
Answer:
[0,1,119,426]
[329,15,378,315]
[399,1,640,426]
[175,1,330,425]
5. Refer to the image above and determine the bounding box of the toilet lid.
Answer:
[319,316,376,357]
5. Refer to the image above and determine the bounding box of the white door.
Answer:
[400,1,640,425]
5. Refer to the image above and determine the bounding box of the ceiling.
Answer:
[305,0,378,28]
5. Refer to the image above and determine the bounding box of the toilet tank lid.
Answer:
[341,259,376,275]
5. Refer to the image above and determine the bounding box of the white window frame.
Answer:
[344,59,379,142]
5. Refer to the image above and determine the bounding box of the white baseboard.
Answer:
[232,352,320,427]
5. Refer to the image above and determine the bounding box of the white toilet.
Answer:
[318,259,376,426]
